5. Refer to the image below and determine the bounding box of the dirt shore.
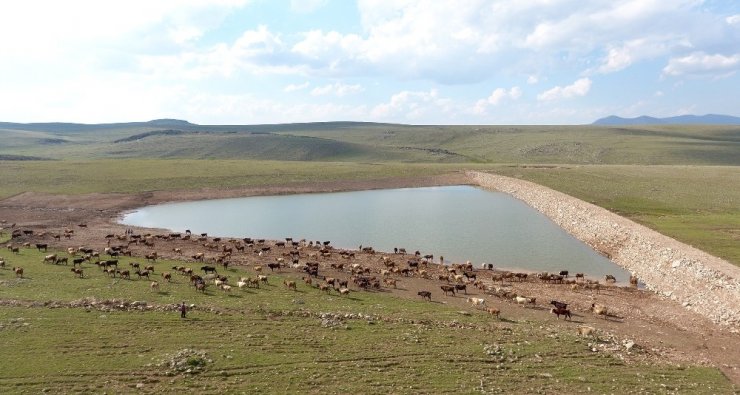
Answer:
[1,171,739,383]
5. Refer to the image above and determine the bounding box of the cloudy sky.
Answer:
[1,0,739,124]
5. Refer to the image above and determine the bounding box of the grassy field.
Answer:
[2,121,739,165]
[0,246,734,394]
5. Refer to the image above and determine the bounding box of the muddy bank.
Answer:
[468,171,740,330]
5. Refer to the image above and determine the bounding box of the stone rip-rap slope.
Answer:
[468,171,740,331]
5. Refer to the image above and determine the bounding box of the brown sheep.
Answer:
[13,267,24,278]
[284,280,297,291]
[485,307,500,318]
[71,268,84,278]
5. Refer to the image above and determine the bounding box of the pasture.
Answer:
[0,245,734,393]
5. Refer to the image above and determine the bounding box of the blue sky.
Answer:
[0,0,738,124]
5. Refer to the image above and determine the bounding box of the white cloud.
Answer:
[537,78,592,101]
[596,36,687,74]
[527,75,539,84]
[290,0,329,13]
[371,89,454,120]
[310,82,364,97]
[663,52,740,77]
[284,82,310,92]
[727,15,740,25]
[473,87,522,114]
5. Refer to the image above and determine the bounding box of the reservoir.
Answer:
[121,186,630,282]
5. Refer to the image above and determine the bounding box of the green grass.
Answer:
[0,247,735,394]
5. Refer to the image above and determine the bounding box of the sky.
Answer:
[0,0,738,125]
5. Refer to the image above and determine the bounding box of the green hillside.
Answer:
[1,121,739,165]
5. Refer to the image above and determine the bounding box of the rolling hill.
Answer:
[1,120,739,165]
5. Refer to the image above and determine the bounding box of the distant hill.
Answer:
[593,114,740,125]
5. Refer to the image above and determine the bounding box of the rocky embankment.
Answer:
[468,171,740,331]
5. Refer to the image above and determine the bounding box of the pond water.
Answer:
[121,186,630,282]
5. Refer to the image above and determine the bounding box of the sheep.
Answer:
[338,288,350,296]
[466,297,486,307]
[258,274,268,284]
[253,265,263,273]
[417,291,432,301]
[150,281,160,292]
[302,276,312,286]
[161,272,172,282]
[604,274,616,283]
[577,326,596,338]
[550,307,571,320]
[575,273,585,281]
[514,296,536,307]
[70,268,84,278]
[43,254,57,264]
[590,303,608,318]
[440,285,456,296]
[13,267,23,278]
[283,280,297,291]
[485,307,500,318]
[383,278,397,288]
[67,247,77,256]
[318,284,331,293]
[219,284,232,292]
[237,280,248,289]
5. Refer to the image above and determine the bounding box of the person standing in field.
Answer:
[180,302,187,318]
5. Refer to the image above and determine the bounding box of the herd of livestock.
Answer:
[2,225,629,333]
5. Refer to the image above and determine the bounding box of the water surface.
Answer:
[122,186,629,281]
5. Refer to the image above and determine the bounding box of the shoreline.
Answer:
[468,171,740,330]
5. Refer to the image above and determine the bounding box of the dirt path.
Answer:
[1,172,738,384]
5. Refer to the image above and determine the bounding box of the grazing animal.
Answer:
[136,270,151,279]
[267,262,281,271]
[338,288,350,295]
[71,268,84,278]
[467,297,486,307]
[13,267,23,278]
[43,254,57,264]
[440,285,456,296]
[590,303,608,318]
[283,280,297,291]
[577,326,596,338]
[201,265,217,274]
[514,296,536,306]
[35,243,48,252]
[150,281,160,292]
[161,272,172,282]
[629,275,638,287]
[117,270,131,279]
[195,282,207,293]
[559,270,569,278]
[258,275,268,284]
[575,273,585,281]
[550,307,572,320]
[485,307,500,318]
[383,278,397,288]
[219,284,232,292]
[455,284,467,294]
[417,291,432,301]
[604,274,616,283]
[550,300,568,310]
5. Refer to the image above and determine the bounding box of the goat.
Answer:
[43,254,57,264]
[417,291,432,301]
[604,274,616,283]
[13,267,23,278]
[70,268,84,278]
[150,281,160,292]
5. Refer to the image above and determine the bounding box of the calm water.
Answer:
[121,186,630,281]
